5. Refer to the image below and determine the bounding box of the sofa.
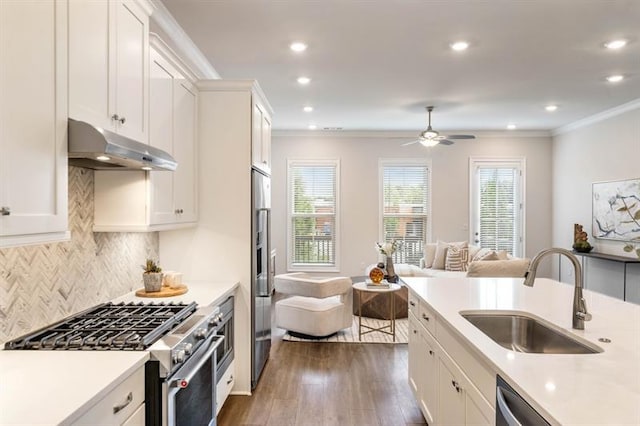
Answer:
[377,241,531,279]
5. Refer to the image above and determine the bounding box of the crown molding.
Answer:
[272,129,551,139]
[552,98,640,136]
[149,0,219,79]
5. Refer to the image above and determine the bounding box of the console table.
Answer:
[560,251,640,302]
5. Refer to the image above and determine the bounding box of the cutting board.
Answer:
[135,285,188,298]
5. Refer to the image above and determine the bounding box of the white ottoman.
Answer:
[276,295,346,337]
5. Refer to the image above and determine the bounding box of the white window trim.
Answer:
[468,157,526,257]
[286,158,340,272]
[378,158,432,262]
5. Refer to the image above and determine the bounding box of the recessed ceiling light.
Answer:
[545,105,558,112]
[141,166,152,171]
[606,74,624,83]
[290,42,307,52]
[303,106,314,112]
[96,155,110,161]
[297,76,311,85]
[507,124,517,130]
[604,39,627,50]
[308,124,317,130]
[450,41,469,51]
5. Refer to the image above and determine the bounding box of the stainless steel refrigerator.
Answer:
[251,167,272,389]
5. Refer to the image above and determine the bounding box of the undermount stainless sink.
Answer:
[460,311,603,354]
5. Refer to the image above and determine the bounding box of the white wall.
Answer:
[552,101,640,294]
[272,132,553,277]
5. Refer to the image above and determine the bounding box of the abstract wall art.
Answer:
[592,178,640,242]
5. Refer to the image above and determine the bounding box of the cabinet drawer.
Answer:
[408,291,420,317]
[122,403,145,426]
[216,360,235,415]
[72,367,145,425]
[419,299,436,335]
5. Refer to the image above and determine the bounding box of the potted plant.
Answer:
[142,259,163,292]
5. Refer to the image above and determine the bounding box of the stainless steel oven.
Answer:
[146,304,225,426]
[215,296,234,381]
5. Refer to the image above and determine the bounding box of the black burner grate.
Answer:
[4,301,197,351]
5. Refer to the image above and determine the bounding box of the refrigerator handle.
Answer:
[267,209,274,296]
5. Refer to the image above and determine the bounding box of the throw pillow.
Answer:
[496,250,509,260]
[468,245,482,261]
[445,245,469,271]
[431,240,450,270]
[473,249,500,261]
[423,243,437,268]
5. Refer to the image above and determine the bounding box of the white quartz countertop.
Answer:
[0,280,238,425]
[0,351,149,425]
[403,276,640,425]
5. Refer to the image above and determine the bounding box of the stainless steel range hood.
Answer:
[68,118,177,171]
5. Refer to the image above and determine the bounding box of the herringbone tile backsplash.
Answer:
[0,167,159,345]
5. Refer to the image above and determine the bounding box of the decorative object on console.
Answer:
[142,259,163,292]
[592,178,640,242]
[368,266,385,284]
[376,240,402,283]
[572,223,593,253]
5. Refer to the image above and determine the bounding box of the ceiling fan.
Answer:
[402,106,475,147]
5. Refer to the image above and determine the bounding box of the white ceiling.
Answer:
[159,0,640,133]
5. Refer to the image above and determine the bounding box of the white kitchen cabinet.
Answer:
[93,36,198,232]
[408,290,494,425]
[251,98,272,174]
[72,366,145,425]
[216,360,235,415]
[69,0,151,143]
[148,36,198,225]
[0,0,69,248]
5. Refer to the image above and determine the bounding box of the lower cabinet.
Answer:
[216,360,235,415]
[71,366,145,425]
[408,304,494,425]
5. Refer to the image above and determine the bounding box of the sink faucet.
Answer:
[523,247,592,330]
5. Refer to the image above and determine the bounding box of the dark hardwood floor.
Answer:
[218,337,427,426]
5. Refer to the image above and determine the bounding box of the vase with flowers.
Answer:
[376,240,402,283]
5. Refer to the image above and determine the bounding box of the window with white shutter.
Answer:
[287,159,339,271]
[380,160,431,265]
[470,158,524,257]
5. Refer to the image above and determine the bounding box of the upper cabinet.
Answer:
[252,101,272,175]
[68,0,151,143]
[92,35,198,232]
[0,0,69,248]
[148,35,198,226]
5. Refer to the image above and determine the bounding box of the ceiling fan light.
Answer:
[420,138,440,147]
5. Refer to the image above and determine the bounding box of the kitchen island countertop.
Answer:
[404,276,640,425]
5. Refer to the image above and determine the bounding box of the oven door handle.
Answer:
[170,336,224,387]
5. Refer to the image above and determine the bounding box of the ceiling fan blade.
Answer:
[439,139,455,145]
[401,139,422,146]
[443,134,475,139]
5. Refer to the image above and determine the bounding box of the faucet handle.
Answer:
[577,297,593,321]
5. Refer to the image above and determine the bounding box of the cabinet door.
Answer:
[173,80,198,223]
[114,0,148,142]
[0,0,68,243]
[408,314,421,397]
[437,355,466,426]
[68,0,114,131]
[419,328,438,425]
[149,53,176,225]
[252,102,264,168]
[261,112,272,173]
[122,403,145,426]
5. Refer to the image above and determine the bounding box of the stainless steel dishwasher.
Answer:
[496,375,550,426]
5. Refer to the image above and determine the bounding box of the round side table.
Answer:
[352,282,401,341]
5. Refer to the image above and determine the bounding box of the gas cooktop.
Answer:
[4,301,197,351]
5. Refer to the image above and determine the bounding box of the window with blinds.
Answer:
[381,162,430,265]
[471,159,524,257]
[287,160,339,270]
